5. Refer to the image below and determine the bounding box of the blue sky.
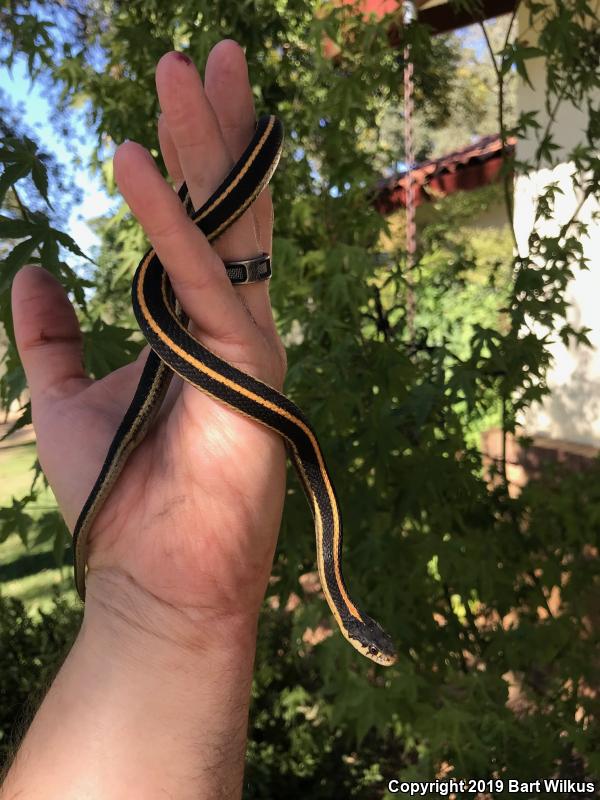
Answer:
[1,54,114,257]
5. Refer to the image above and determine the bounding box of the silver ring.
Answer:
[223,252,272,285]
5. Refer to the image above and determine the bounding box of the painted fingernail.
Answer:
[174,52,192,65]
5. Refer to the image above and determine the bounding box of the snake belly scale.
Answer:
[72,114,397,667]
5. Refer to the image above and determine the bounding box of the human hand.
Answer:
[11,41,287,635]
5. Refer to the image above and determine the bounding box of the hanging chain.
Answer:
[403,0,417,339]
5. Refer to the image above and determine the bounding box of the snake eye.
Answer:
[369,644,379,657]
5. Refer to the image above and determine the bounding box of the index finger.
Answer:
[113,141,260,351]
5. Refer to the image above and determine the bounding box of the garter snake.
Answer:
[72,114,397,667]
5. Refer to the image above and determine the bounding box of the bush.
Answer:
[0,593,82,768]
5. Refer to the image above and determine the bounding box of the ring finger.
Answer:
[155,48,274,333]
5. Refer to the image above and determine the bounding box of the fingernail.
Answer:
[174,52,192,65]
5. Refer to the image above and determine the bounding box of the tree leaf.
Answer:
[31,158,52,207]
[0,215,37,238]
[0,163,31,206]
[0,236,43,293]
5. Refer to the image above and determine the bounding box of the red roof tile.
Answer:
[374,134,516,213]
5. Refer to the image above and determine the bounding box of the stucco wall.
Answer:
[515,3,600,447]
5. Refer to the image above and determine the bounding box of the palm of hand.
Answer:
[13,43,288,619]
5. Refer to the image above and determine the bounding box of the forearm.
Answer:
[1,569,259,800]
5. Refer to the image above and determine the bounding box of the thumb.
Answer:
[11,266,91,406]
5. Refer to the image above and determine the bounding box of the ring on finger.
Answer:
[223,252,272,285]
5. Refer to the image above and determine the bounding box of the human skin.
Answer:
[1,40,287,800]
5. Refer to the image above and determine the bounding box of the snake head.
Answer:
[343,613,398,666]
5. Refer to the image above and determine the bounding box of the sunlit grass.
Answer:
[0,442,39,500]
[0,442,76,616]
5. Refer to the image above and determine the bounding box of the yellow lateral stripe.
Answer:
[75,359,169,596]
[290,448,350,634]
[206,177,271,243]
[183,119,280,244]
[138,253,361,621]
[158,275,351,631]
[194,116,276,224]
[152,266,358,620]
[154,277,344,628]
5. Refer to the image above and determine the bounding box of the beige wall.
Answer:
[515,3,600,447]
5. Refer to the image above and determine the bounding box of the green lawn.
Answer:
[0,442,39,499]
[0,443,77,615]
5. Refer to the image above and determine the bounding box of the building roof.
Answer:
[411,0,517,35]
[374,133,516,213]
[328,0,517,35]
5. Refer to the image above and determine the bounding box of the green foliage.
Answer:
[245,607,406,798]
[0,136,51,207]
[1,0,599,792]
[0,592,82,767]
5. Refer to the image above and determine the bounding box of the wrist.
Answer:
[3,567,259,799]
[79,569,258,797]
[84,565,260,665]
